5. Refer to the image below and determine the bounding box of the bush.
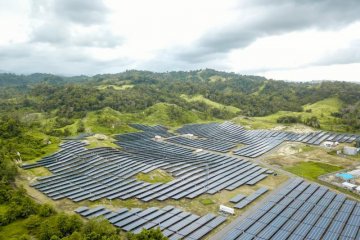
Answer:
[127,228,167,240]
[277,115,301,124]
[19,234,32,240]
[25,215,42,230]
[38,214,82,240]
[1,187,39,225]
[82,218,119,240]
[304,116,321,128]
[38,204,56,217]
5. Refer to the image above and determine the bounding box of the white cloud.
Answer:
[0,0,360,81]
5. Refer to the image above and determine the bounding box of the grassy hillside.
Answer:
[181,94,240,113]
[83,103,215,135]
[234,98,349,132]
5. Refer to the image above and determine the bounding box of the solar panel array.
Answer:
[176,122,360,157]
[166,136,237,153]
[115,124,173,142]
[234,187,268,209]
[24,129,271,202]
[22,141,88,170]
[75,205,226,240]
[223,178,360,240]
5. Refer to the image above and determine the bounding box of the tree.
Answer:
[127,228,167,240]
[304,116,320,128]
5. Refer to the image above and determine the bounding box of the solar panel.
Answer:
[222,178,360,240]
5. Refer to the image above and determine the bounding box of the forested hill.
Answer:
[0,73,89,86]
[0,69,359,131]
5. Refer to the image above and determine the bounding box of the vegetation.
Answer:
[277,115,302,124]
[236,97,353,132]
[1,70,359,136]
[284,161,343,181]
[136,169,174,184]
[0,69,359,238]
[127,228,167,240]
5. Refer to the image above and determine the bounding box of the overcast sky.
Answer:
[1,0,360,81]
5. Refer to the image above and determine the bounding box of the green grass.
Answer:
[17,130,60,163]
[85,135,120,149]
[285,161,343,181]
[234,97,348,132]
[28,167,52,177]
[300,145,317,153]
[0,218,28,240]
[181,94,240,113]
[135,169,174,184]
[84,103,214,135]
[140,102,212,126]
[200,198,215,205]
[84,107,139,135]
[0,205,8,215]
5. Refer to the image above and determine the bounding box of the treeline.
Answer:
[0,69,359,130]
[0,182,165,240]
[0,116,166,239]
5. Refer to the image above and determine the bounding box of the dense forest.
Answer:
[0,69,359,239]
[1,69,359,128]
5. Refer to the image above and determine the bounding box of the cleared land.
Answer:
[96,84,134,90]
[135,169,174,184]
[181,94,241,114]
[234,97,350,132]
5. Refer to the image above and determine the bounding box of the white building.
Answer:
[219,205,235,215]
[342,182,357,190]
[348,169,360,178]
[343,146,359,156]
[322,141,338,148]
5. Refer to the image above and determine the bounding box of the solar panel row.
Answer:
[75,205,226,240]
[26,136,270,202]
[234,187,268,209]
[176,122,359,158]
[223,178,360,240]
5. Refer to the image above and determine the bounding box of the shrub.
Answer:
[25,215,42,230]
[127,228,167,240]
[277,115,301,124]
[38,204,56,217]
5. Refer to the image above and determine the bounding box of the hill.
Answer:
[0,69,359,134]
[235,97,351,132]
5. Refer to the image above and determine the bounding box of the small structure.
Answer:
[322,141,338,148]
[183,133,195,139]
[348,169,360,178]
[94,134,107,141]
[336,173,354,181]
[219,205,235,215]
[343,146,359,156]
[356,186,360,193]
[194,148,204,153]
[154,135,163,141]
[342,182,357,190]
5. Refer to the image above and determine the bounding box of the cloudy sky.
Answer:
[1,0,360,81]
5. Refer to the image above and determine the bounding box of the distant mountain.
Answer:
[0,73,90,86]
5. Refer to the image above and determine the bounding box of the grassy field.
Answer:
[234,97,350,132]
[83,103,215,135]
[0,219,28,240]
[181,94,240,114]
[284,161,343,181]
[83,107,139,135]
[135,169,174,184]
[18,130,61,163]
[85,135,120,149]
